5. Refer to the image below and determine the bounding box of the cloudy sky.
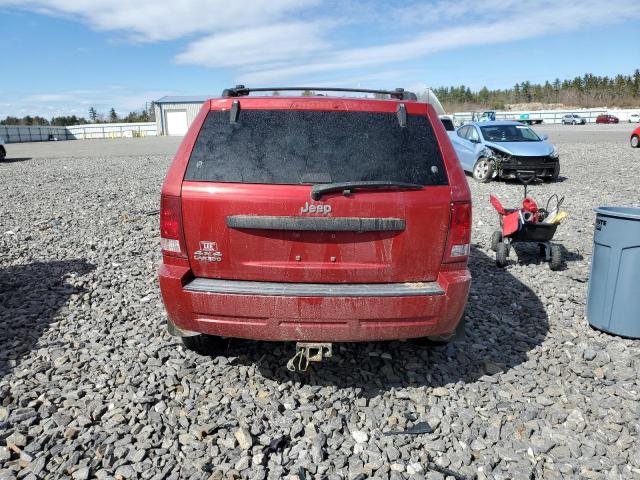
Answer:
[1,0,639,118]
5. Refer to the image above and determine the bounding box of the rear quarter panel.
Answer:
[427,109,470,203]
[162,101,211,197]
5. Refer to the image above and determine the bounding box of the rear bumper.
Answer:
[501,162,558,177]
[159,263,471,342]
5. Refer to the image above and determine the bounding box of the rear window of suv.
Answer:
[185,109,447,186]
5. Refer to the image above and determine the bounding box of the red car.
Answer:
[631,126,640,148]
[159,86,471,359]
[596,114,619,124]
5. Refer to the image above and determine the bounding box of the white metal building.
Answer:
[154,96,211,136]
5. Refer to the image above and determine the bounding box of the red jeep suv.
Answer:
[159,87,471,356]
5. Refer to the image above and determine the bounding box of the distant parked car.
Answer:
[0,138,5,161]
[561,114,586,125]
[628,113,640,123]
[451,121,559,182]
[596,114,619,124]
[631,126,640,148]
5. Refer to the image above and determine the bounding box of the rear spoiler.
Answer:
[221,85,418,101]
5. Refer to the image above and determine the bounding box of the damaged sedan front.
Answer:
[451,121,560,182]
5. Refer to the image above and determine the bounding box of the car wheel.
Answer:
[549,244,562,271]
[490,230,502,252]
[544,163,560,182]
[472,157,494,183]
[572,120,576,125]
[496,242,509,268]
[0,146,5,161]
[410,318,465,346]
[409,337,449,347]
[181,334,224,355]
[631,135,640,148]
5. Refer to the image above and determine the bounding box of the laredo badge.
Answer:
[194,240,222,263]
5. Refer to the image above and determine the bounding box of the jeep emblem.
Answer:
[300,202,332,215]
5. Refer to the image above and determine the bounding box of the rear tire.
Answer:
[631,135,639,148]
[409,337,449,347]
[549,244,562,271]
[411,319,465,346]
[181,335,224,355]
[496,242,509,268]
[472,157,494,183]
[491,230,502,252]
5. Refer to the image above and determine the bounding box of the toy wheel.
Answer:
[491,230,502,252]
[549,244,562,271]
[473,157,494,183]
[631,135,639,148]
[496,242,509,268]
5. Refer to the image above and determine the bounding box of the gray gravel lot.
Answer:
[1,127,639,480]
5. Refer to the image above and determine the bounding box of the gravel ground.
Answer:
[1,132,639,480]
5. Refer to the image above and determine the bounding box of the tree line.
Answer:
[0,105,155,126]
[430,70,640,111]
[3,71,640,126]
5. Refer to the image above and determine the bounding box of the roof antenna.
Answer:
[396,103,407,128]
[230,100,240,124]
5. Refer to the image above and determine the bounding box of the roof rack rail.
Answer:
[221,86,418,101]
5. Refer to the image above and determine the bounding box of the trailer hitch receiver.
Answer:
[286,343,332,372]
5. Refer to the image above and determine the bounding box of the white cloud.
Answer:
[0,87,173,118]
[0,0,320,41]
[175,22,329,68]
[2,0,640,109]
[239,0,640,83]
[391,0,531,26]
[25,93,76,102]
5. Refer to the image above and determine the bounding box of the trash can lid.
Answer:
[595,206,640,220]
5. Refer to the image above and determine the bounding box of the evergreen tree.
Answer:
[147,103,156,122]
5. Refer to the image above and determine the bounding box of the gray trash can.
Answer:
[586,206,640,338]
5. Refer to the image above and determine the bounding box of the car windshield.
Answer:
[480,125,541,142]
[186,109,448,186]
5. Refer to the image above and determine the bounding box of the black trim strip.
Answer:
[230,100,240,123]
[396,103,407,127]
[185,278,444,297]
[227,215,405,232]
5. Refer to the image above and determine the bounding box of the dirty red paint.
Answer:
[159,94,471,342]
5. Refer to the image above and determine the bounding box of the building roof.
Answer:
[155,95,211,104]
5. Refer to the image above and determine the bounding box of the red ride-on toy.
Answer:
[490,173,565,270]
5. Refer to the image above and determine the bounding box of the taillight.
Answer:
[160,194,186,257]
[444,202,471,263]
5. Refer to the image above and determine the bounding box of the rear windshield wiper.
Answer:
[311,181,423,200]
